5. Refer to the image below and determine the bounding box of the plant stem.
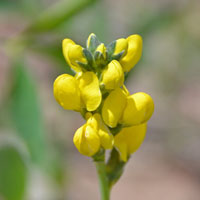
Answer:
[95,161,110,200]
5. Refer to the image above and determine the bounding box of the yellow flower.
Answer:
[114,38,128,57]
[102,88,154,127]
[120,92,154,126]
[73,113,113,156]
[53,74,82,111]
[114,123,147,162]
[62,38,87,72]
[102,88,127,128]
[73,123,100,157]
[101,60,124,90]
[77,72,102,111]
[119,34,143,72]
[54,72,102,112]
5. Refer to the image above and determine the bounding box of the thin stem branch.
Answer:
[95,161,110,200]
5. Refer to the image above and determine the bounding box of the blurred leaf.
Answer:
[10,60,47,164]
[134,8,178,37]
[30,42,74,75]
[0,146,27,200]
[24,0,98,34]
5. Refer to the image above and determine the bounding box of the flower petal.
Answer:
[120,92,154,126]
[119,34,143,72]
[73,124,100,157]
[62,39,86,72]
[114,38,128,56]
[114,123,147,162]
[77,72,102,111]
[102,88,127,128]
[101,60,124,90]
[94,114,114,149]
[53,74,82,111]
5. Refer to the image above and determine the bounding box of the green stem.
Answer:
[95,161,110,200]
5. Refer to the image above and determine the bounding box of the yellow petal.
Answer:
[114,123,147,162]
[101,60,124,90]
[77,72,102,111]
[114,38,128,56]
[120,34,143,72]
[102,88,127,128]
[120,92,154,126]
[53,74,82,111]
[93,114,114,149]
[73,124,100,157]
[62,39,86,72]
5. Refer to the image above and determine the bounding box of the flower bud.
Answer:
[102,88,127,128]
[87,33,101,53]
[114,38,128,57]
[53,74,82,111]
[95,43,106,59]
[120,92,154,126]
[62,39,87,72]
[119,34,143,72]
[101,60,124,90]
[73,123,100,157]
[77,72,102,111]
[114,123,147,162]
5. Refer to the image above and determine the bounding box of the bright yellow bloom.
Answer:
[120,92,154,126]
[73,123,100,157]
[73,113,113,156]
[102,88,154,128]
[62,39,87,72]
[101,60,124,90]
[114,38,128,57]
[53,74,82,111]
[114,123,147,162]
[77,72,102,111]
[54,72,102,112]
[102,88,127,128]
[119,34,143,72]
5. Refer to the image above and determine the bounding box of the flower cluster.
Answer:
[53,33,154,162]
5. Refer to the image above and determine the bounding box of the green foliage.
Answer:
[24,0,98,34]
[0,146,27,200]
[10,61,47,165]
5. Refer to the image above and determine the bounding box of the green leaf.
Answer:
[0,146,27,200]
[10,60,47,165]
[24,0,98,34]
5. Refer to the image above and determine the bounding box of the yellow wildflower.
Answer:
[114,123,147,162]
[114,38,128,57]
[102,88,127,128]
[73,123,100,157]
[102,88,154,127]
[77,72,102,111]
[101,60,124,90]
[73,113,113,156]
[53,74,82,111]
[62,38,87,72]
[120,92,154,126]
[119,34,143,72]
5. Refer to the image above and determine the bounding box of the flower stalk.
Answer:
[95,161,110,200]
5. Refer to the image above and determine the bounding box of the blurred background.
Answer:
[0,0,200,199]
